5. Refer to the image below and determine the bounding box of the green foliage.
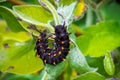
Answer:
[44,61,67,79]
[0,0,120,80]
[13,5,54,36]
[102,2,120,23]
[77,21,120,57]
[68,45,97,73]
[57,2,77,24]
[60,0,75,5]
[0,40,43,74]
[0,21,31,42]
[0,6,25,32]
[13,5,53,24]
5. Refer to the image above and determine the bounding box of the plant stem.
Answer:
[42,71,48,80]
[86,0,111,22]
[86,7,93,26]
[39,0,60,25]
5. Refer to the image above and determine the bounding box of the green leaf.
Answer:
[19,21,54,36]
[13,5,54,36]
[63,64,77,80]
[13,5,53,24]
[0,20,31,42]
[0,40,43,74]
[101,2,120,23]
[77,21,120,57]
[57,2,77,24]
[44,61,67,79]
[60,0,76,5]
[74,72,105,80]
[103,51,115,75]
[0,73,29,80]
[86,56,108,76]
[0,6,25,32]
[68,45,97,73]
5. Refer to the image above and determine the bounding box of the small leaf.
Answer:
[68,45,97,73]
[103,51,115,75]
[0,6,25,32]
[77,21,120,57]
[44,61,67,79]
[74,72,105,80]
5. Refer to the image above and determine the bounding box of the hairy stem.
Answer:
[86,7,93,26]
[38,0,60,25]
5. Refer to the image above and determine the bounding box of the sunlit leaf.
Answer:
[77,21,120,57]
[0,21,31,42]
[13,5,53,24]
[13,5,54,36]
[0,40,43,74]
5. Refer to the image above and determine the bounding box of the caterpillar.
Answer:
[35,24,70,65]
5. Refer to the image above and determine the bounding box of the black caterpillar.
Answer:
[35,24,70,65]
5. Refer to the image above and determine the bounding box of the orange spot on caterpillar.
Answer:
[44,59,46,63]
[62,47,64,50]
[37,55,40,58]
[53,62,56,65]
[69,40,72,44]
[38,40,40,42]
[62,58,65,60]
[47,47,50,49]
[58,51,62,55]
[61,41,64,44]
[43,50,45,52]
[40,45,42,48]
[35,49,37,53]
[48,53,51,56]
[53,53,56,57]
